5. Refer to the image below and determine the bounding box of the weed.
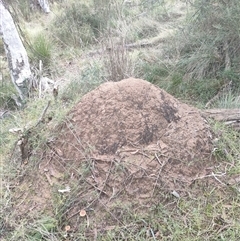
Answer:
[61,62,104,103]
[211,120,240,164]
[0,81,18,109]
[104,37,134,82]
[30,33,52,68]
[51,2,103,47]
[213,91,240,109]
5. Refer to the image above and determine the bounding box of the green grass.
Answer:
[51,2,103,47]
[137,59,226,105]
[0,80,18,109]
[30,33,53,68]
[3,186,240,240]
[213,92,240,109]
[60,62,105,103]
[170,0,240,81]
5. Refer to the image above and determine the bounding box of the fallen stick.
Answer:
[201,109,240,131]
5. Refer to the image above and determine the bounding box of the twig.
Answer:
[34,100,51,127]
[99,159,114,198]
[0,110,8,119]
[12,100,51,164]
[211,172,226,186]
[44,173,53,186]
[151,154,169,197]
[84,159,115,209]
[84,179,108,196]
[193,172,226,186]
[150,227,157,241]
[216,224,232,234]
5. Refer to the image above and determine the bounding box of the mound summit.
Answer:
[58,77,213,161]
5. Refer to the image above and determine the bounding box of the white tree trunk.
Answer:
[0,1,32,103]
[37,0,50,13]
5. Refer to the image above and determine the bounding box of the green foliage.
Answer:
[8,0,32,21]
[52,2,103,47]
[168,77,222,103]
[61,63,104,103]
[137,59,222,104]
[28,216,57,240]
[175,0,240,81]
[0,80,18,109]
[30,33,52,67]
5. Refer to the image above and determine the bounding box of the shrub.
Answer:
[52,3,103,47]
[103,37,134,82]
[175,0,240,80]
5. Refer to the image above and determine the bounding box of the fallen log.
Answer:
[202,109,240,131]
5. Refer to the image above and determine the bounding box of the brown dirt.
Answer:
[13,78,217,232]
[57,77,213,161]
[44,78,215,206]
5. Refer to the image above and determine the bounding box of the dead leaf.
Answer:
[171,190,180,198]
[55,148,63,156]
[104,225,116,231]
[9,128,23,134]
[58,186,71,193]
[49,167,64,179]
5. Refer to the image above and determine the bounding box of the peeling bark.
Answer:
[0,1,32,103]
[37,0,50,13]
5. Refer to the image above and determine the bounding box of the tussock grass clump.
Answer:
[126,17,161,43]
[52,2,103,47]
[174,0,240,80]
[104,38,134,82]
[30,33,53,68]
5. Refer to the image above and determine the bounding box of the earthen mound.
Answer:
[14,78,216,228]
[58,78,213,161]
